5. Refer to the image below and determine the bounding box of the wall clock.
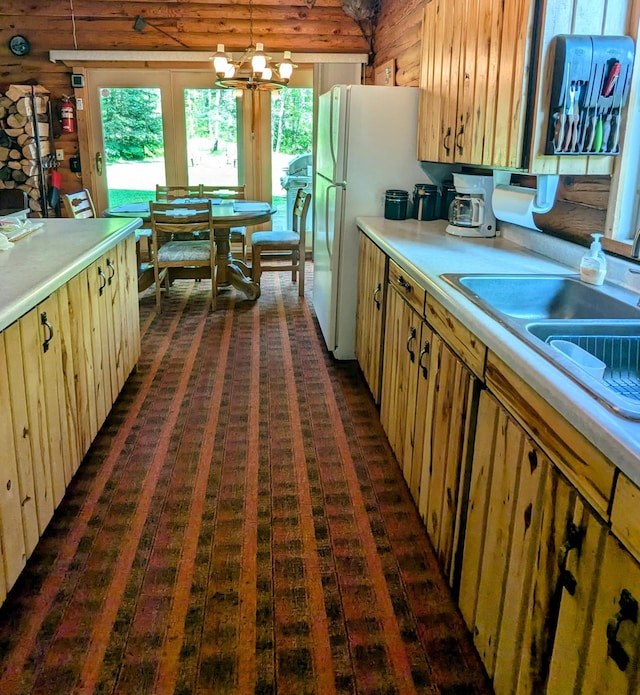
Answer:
[9,35,30,57]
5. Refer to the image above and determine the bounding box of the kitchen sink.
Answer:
[442,274,640,320]
[440,274,640,418]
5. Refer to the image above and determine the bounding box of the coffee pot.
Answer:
[445,173,496,238]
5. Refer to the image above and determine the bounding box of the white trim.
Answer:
[49,50,368,65]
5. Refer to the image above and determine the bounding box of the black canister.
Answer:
[384,189,409,220]
[440,180,457,220]
[412,183,439,221]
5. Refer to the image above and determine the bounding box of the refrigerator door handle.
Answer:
[324,182,345,262]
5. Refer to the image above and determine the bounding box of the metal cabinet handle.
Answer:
[98,266,107,296]
[406,327,417,362]
[40,311,54,353]
[397,275,412,294]
[373,283,382,310]
[607,589,638,671]
[455,124,465,155]
[557,521,584,595]
[106,258,116,285]
[443,127,452,156]
[418,340,430,379]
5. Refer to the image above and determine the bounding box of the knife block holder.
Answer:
[545,34,635,156]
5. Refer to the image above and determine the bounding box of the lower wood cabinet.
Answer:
[380,277,423,482]
[357,231,640,693]
[0,234,140,605]
[355,233,387,403]
[415,333,480,589]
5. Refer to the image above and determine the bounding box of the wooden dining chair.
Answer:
[63,189,97,219]
[155,184,201,202]
[199,184,247,261]
[250,188,311,297]
[149,200,217,311]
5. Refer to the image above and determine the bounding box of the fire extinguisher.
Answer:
[61,95,76,134]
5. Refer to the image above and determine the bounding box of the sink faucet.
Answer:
[632,228,640,258]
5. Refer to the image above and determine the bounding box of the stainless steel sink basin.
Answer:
[440,273,640,418]
[443,274,640,320]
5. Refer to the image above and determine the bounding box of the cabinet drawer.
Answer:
[388,260,426,317]
[425,295,486,378]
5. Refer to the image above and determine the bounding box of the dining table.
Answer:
[104,197,275,300]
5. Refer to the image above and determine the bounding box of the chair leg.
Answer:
[251,247,262,284]
[154,265,162,311]
[298,254,305,297]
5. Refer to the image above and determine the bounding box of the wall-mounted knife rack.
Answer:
[545,34,635,156]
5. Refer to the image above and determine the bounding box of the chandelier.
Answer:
[211,0,296,91]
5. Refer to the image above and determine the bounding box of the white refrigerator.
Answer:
[312,84,427,360]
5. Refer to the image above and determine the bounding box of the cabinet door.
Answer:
[459,390,551,681]
[560,534,640,694]
[0,333,26,597]
[3,322,39,558]
[67,268,99,457]
[380,284,421,480]
[416,334,480,588]
[86,256,112,429]
[418,0,536,168]
[355,233,387,403]
[418,0,458,163]
[117,234,140,383]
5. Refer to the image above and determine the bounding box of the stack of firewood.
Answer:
[0,84,51,216]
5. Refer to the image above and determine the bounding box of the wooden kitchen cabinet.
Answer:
[0,333,26,600]
[0,233,140,604]
[415,333,480,588]
[380,262,425,483]
[418,0,536,168]
[355,233,387,403]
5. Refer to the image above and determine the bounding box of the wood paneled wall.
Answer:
[0,1,369,197]
[371,0,426,86]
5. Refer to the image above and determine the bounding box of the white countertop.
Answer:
[356,216,640,487]
[0,217,142,332]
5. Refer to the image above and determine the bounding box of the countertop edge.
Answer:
[356,216,640,487]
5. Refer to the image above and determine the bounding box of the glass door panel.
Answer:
[99,87,165,208]
[184,88,242,187]
[271,87,314,232]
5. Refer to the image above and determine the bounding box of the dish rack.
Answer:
[545,333,640,402]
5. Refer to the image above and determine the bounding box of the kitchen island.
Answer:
[356,215,640,695]
[0,217,142,604]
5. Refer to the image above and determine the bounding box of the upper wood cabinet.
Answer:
[418,0,632,174]
[418,0,537,168]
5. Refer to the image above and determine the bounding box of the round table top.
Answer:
[104,198,275,227]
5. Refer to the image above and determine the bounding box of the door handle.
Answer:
[95,151,104,176]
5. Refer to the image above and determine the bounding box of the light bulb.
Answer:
[261,66,273,80]
[212,44,229,75]
[251,43,267,73]
[278,51,295,81]
[224,63,236,78]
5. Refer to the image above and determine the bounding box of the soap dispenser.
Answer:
[580,233,607,286]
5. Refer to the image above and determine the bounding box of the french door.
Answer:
[85,69,269,215]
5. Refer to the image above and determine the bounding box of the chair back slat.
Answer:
[200,184,245,200]
[155,184,201,201]
[63,189,96,219]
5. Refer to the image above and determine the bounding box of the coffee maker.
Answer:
[445,173,496,238]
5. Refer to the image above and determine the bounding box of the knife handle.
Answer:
[601,113,612,152]
[554,112,566,152]
[585,112,598,152]
[592,113,603,152]
[611,110,622,153]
